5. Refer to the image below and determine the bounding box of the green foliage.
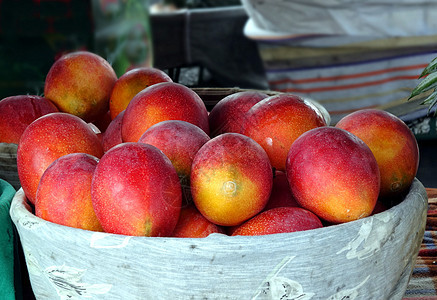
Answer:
[409,57,437,114]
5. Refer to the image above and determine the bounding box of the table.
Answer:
[404,188,437,299]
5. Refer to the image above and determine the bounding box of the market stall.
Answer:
[1,1,437,299]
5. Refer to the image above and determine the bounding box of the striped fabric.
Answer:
[253,35,437,124]
[404,188,437,299]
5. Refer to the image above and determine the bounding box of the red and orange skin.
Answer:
[208,91,268,137]
[263,170,300,211]
[138,120,210,180]
[190,133,273,227]
[0,95,59,144]
[17,112,104,205]
[336,108,419,198]
[242,94,326,171]
[91,142,182,237]
[102,110,125,152]
[35,153,103,232]
[138,120,211,205]
[286,127,380,224]
[121,82,210,143]
[232,207,323,236]
[109,67,172,120]
[171,204,225,238]
[44,51,117,122]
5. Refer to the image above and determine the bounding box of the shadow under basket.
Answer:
[10,179,427,299]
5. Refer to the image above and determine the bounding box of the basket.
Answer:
[0,143,20,190]
[10,179,427,299]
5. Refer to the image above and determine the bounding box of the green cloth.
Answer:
[0,179,17,300]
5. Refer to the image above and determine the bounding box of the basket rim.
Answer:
[9,178,427,242]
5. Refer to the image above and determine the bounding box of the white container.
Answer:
[241,0,437,38]
[10,179,427,300]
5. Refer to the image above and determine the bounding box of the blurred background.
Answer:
[0,0,436,187]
